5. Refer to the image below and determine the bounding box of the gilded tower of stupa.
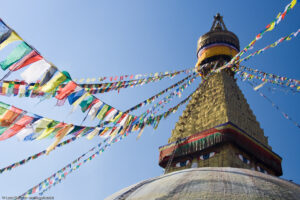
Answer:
[159,13,282,176]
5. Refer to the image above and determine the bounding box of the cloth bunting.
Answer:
[238,29,300,63]
[233,67,300,91]
[73,67,195,83]
[217,0,297,71]
[0,42,32,70]
[20,141,106,197]
[239,65,300,87]
[0,135,79,174]
[125,74,195,113]
[239,75,300,129]
[1,88,196,195]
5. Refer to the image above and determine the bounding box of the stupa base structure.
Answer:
[159,122,282,176]
[105,167,300,200]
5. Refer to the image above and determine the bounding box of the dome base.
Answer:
[106,167,300,200]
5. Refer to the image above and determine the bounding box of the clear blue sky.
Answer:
[0,0,299,199]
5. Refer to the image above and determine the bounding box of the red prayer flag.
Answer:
[0,115,33,141]
[55,81,77,100]
[9,51,43,71]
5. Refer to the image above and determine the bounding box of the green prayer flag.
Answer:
[80,95,94,112]
[0,42,32,70]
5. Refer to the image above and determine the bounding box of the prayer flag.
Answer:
[0,31,22,50]
[9,50,42,71]
[46,124,74,155]
[21,59,51,83]
[56,81,77,100]
[40,72,68,93]
[96,104,110,121]
[40,66,58,86]
[86,127,101,140]
[79,95,95,112]
[103,108,117,122]
[88,100,103,120]
[0,42,32,70]
[67,89,85,105]
[0,106,22,127]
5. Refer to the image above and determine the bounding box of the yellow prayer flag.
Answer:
[2,82,9,94]
[266,22,275,32]
[36,127,55,140]
[40,72,67,93]
[86,127,100,140]
[46,124,74,155]
[291,0,297,9]
[0,31,23,50]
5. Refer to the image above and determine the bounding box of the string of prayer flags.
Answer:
[233,67,300,91]
[239,76,300,129]
[21,132,136,197]
[20,96,194,197]
[0,72,196,100]
[0,17,196,127]
[0,136,79,174]
[22,93,197,197]
[73,67,195,83]
[238,65,300,89]
[238,29,300,63]
[139,74,197,117]
[228,0,297,66]
[125,73,196,113]
[0,17,200,144]
[19,142,104,197]
[215,0,298,73]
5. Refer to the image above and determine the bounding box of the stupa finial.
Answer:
[210,13,227,31]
